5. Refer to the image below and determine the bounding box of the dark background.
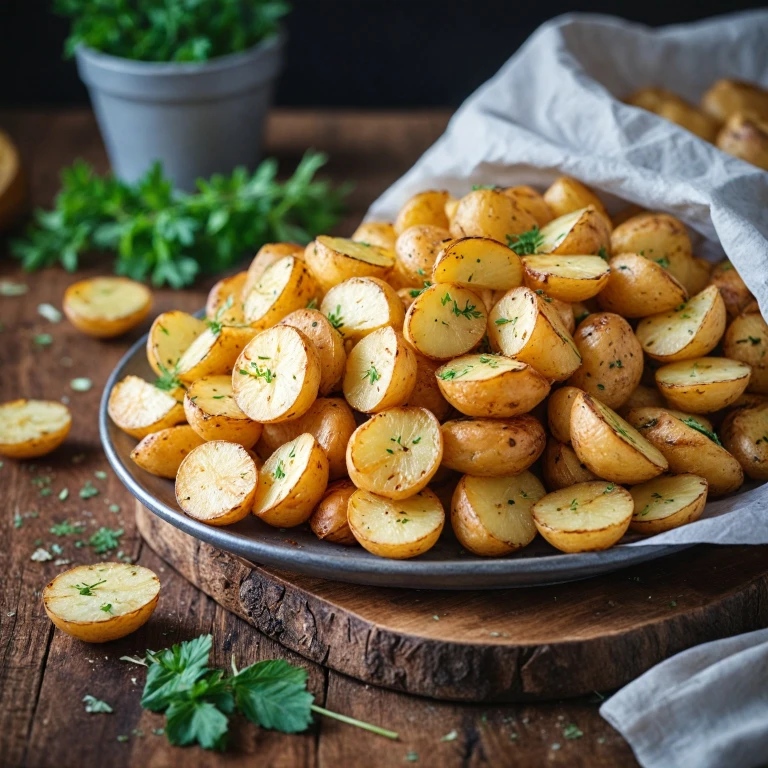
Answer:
[1,0,765,108]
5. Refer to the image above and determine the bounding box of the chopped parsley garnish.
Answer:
[154,362,184,392]
[437,365,472,380]
[494,317,514,326]
[83,694,114,714]
[89,527,124,553]
[478,355,499,367]
[248,361,275,383]
[50,520,85,536]
[680,417,722,446]
[274,461,286,480]
[609,359,623,369]
[327,305,344,332]
[736,336,761,345]
[306,298,318,309]
[206,295,233,336]
[655,256,670,268]
[506,227,544,256]
[597,247,608,261]
[100,603,113,614]
[80,481,100,499]
[72,579,107,596]
[409,281,432,298]
[361,365,381,385]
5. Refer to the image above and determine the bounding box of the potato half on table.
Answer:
[629,474,708,534]
[0,399,71,459]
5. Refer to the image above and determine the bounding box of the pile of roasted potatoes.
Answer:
[626,77,768,170]
[95,176,768,559]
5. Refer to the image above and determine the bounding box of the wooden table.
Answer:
[0,109,638,767]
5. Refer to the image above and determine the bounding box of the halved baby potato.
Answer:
[147,310,207,378]
[309,479,358,545]
[320,277,405,342]
[405,352,451,421]
[721,404,768,481]
[232,325,321,423]
[597,253,689,317]
[205,272,247,324]
[617,384,666,418]
[503,185,554,227]
[403,282,487,361]
[522,255,610,302]
[655,357,751,413]
[570,392,668,484]
[394,190,451,234]
[346,406,443,499]
[531,481,634,553]
[547,386,582,444]
[629,474,708,534]
[543,177,610,223]
[487,287,581,381]
[352,221,397,251]
[394,224,452,287]
[535,207,611,256]
[0,399,71,459]
[449,188,538,242]
[63,276,152,338]
[241,242,305,300]
[347,487,445,559]
[435,353,550,418]
[343,326,417,413]
[130,424,205,478]
[108,375,186,439]
[635,285,726,362]
[723,313,768,395]
[451,471,544,557]
[542,438,598,491]
[43,563,160,643]
[280,308,347,396]
[176,440,258,526]
[183,375,263,447]
[305,236,395,293]
[441,415,546,477]
[709,260,754,318]
[252,432,329,527]
[431,237,524,291]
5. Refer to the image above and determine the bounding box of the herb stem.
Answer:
[310,705,399,740]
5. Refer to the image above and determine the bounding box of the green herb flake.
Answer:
[274,461,286,480]
[38,303,62,323]
[34,333,53,347]
[94,470,108,480]
[0,280,28,296]
[506,227,544,256]
[327,305,344,332]
[58,488,69,501]
[80,481,100,499]
[89,526,124,553]
[440,729,458,742]
[563,723,583,740]
[362,365,381,385]
[50,520,85,536]
[72,579,107,596]
[681,417,722,446]
[70,377,93,392]
[83,694,113,714]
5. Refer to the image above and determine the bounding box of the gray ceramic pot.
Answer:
[75,33,285,190]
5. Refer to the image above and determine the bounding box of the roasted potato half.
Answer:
[709,260,754,319]
[503,185,554,227]
[617,384,666,418]
[306,236,395,292]
[547,386,583,444]
[567,312,644,409]
[108,375,185,439]
[205,272,247,325]
[627,407,743,496]
[570,392,668,484]
[0,399,71,459]
[405,352,451,421]
[309,479,357,545]
[346,406,443,499]
[146,310,207,378]
[543,177,610,223]
[702,79,768,123]
[655,357,751,413]
[435,353,550,418]
[394,190,451,234]
[716,112,768,171]
[636,285,726,363]
[487,287,581,381]
[352,221,397,251]
[431,236,523,291]
[394,224,452,287]
[253,432,329,527]
[531,481,633,553]
[130,425,205,478]
[63,276,152,338]
[449,188,537,242]
[451,471,544,557]
[522,255,610,302]
[343,326,417,413]
[242,242,305,300]
[347,488,445,559]
[629,474,708,534]
[723,313,768,395]
[43,563,160,643]
[441,415,546,477]
[176,325,256,384]
[721,404,768,481]
[534,207,611,256]
[542,438,598,491]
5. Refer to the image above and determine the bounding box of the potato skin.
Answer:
[394,224,452,287]
[567,312,644,409]
[655,358,751,414]
[716,112,768,171]
[130,425,205,478]
[547,386,582,443]
[394,190,451,234]
[723,313,768,395]
[543,177,610,224]
[449,188,537,242]
[352,221,397,251]
[205,272,248,322]
[242,242,305,299]
[405,352,451,421]
[542,438,597,490]
[440,415,546,477]
[309,479,358,545]
[709,260,754,319]
[702,79,768,123]
[305,237,394,293]
[503,185,554,227]
[721,404,768,481]
[545,207,611,256]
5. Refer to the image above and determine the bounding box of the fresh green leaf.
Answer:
[506,227,543,256]
[165,699,229,751]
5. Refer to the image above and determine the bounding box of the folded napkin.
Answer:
[600,627,768,768]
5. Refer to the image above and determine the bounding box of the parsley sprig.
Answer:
[506,227,544,255]
[681,417,722,446]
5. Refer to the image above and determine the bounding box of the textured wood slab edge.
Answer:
[136,503,768,703]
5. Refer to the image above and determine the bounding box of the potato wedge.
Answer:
[547,386,582,443]
[346,406,442,499]
[709,260,754,319]
[531,481,633,553]
[449,188,537,242]
[242,242,305,300]
[305,236,394,292]
[403,283,487,361]
[343,326,417,413]
[431,237,524,291]
[108,375,185,439]
[394,224,452,287]
[629,474,708,534]
[405,352,451,421]
[636,285,726,362]
[716,112,768,171]
[723,313,768,395]
[655,357,751,413]
[542,438,598,491]
[627,407,743,496]
[503,185,554,227]
[352,221,397,251]
[522,255,610,302]
[721,404,768,481]
[441,415,546,477]
[232,325,321,424]
[256,397,356,482]
[597,253,688,317]
[702,79,768,123]
[347,488,445,559]
[487,287,581,381]
[183,375,263,447]
[280,308,347,396]
[146,310,207,378]
[43,563,160,643]
[0,399,71,459]
[570,392,668,483]
[451,471,544,556]
[176,440,258,526]
[320,276,405,342]
[436,353,550,418]
[309,479,357,545]
[253,433,329,527]
[205,272,247,324]
[63,276,152,338]
[394,190,451,234]
[535,207,611,256]
[543,177,610,224]
[567,313,644,409]
[130,425,205,478]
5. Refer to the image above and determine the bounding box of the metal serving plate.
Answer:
[100,331,687,589]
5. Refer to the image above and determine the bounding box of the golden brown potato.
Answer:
[522,255,610,302]
[0,399,71,459]
[146,310,207,378]
[305,236,395,293]
[617,384,666,418]
[394,224,452,287]
[431,236,523,291]
[629,474,708,534]
[612,204,648,229]
[502,185,554,226]
[63,277,152,338]
[655,357,751,413]
[550,297,576,334]
[720,404,768,481]
[535,207,611,257]
[547,386,582,443]
[567,313,644,409]
[130,425,205,478]
[309,479,358,545]
[108,375,185,439]
[394,190,451,234]
[242,242,305,300]
[709,260,755,318]
[627,87,720,141]
[405,351,451,421]
[716,112,768,170]
[205,272,247,324]
[723,313,768,394]
[450,471,544,556]
[352,221,397,251]
[449,188,537,242]
[542,177,610,224]
[541,438,598,491]
[686,256,713,297]
[702,79,768,123]
[440,415,546,477]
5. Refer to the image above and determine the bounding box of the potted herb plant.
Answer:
[57,0,289,190]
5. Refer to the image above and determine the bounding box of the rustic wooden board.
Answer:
[137,502,768,703]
